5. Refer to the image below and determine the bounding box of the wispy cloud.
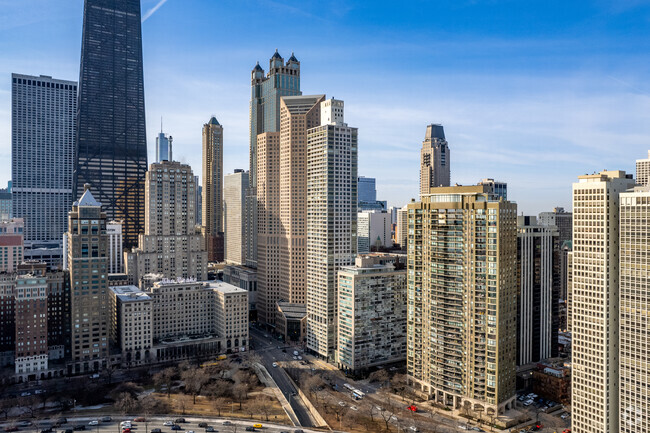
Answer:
[142,0,169,22]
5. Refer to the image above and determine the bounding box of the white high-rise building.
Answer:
[306,98,357,361]
[636,150,650,186]
[619,187,650,433]
[395,205,409,248]
[11,74,77,265]
[107,221,123,274]
[224,170,249,265]
[357,210,392,253]
[571,170,635,433]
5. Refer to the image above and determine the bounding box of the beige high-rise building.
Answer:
[636,150,650,186]
[419,124,450,197]
[395,205,408,249]
[125,161,207,285]
[256,95,324,326]
[408,185,517,415]
[202,117,224,262]
[306,98,358,361]
[619,187,650,433]
[571,170,635,433]
[66,185,109,372]
[224,170,249,265]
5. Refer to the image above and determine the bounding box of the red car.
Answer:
[407,405,417,412]
[5,427,18,432]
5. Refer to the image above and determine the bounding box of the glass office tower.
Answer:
[74,0,148,249]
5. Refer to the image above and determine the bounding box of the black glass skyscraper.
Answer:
[74,0,148,248]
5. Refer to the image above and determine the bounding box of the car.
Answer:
[407,405,417,412]
[163,422,175,427]
[245,429,255,432]
[205,428,214,432]
[174,419,185,424]
[120,423,132,428]
[292,356,297,360]
[41,429,53,433]
[20,392,31,397]
[63,430,72,433]
[122,430,131,433]
[133,418,145,422]
[272,362,278,368]
[263,334,269,338]
[198,424,207,428]
[17,421,32,427]
[34,389,45,395]
[297,356,302,360]
[409,427,420,432]
[171,426,181,431]
[350,405,358,411]
[459,427,467,431]
[281,349,286,353]
[253,425,262,429]
[4,427,18,432]
[531,425,543,432]
[101,417,112,423]
[187,431,194,433]
[73,426,85,431]
[222,422,232,426]
[338,401,346,406]
[294,431,304,433]
[57,419,68,426]
[562,429,571,433]
[88,422,99,427]
[151,430,161,433]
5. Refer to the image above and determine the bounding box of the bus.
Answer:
[343,383,355,391]
[352,389,365,400]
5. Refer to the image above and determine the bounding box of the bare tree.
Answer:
[175,394,191,415]
[181,368,210,404]
[0,398,13,420]
[232,383,248,410]
[390,373,408,401]
[368,369,390,387]
[210,396,230,416]
[153,367,176,398]
[115,392,137,416]
[18,396,40,418]
[257,397,274,422]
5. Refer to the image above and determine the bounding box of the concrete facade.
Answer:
[419,124,450,197]
[224,170,249,265]
[357,210,393,253]
[202,117,224,262]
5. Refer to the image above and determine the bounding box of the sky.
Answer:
[2,0,650,214]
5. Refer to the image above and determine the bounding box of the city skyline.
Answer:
[2,1,650,215]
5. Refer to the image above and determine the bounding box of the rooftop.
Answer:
[208,280,247,295]
[110,285,151,302]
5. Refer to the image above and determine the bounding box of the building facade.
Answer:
[619,188,650,433]
[0,218,24,273]
[108,285,152,366]
[14,274,49,377]
[571,170,635,433]
[222,265,257,316]
[478,178,508,200]
[12,74,76,265]
[224,170,249,265]
[66,185,109,373]
[419,124,450,197]
[0,183,11,219]
[125,161,207,284]
[75,0,148,249]
[247,51,302,269]
[202,117,224,262]
[306,98,358,360]
[408,185,518,415]
[395,205,409,249]
[516,216,559,366]
[155,130,172,163]
[358,176,387,211]
[636,150,650,186]
[337,254,406,373]
[357,210,393,253]
[107,221,123,274]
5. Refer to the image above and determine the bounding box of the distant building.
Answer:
[107,221,123,274]
[538,207,572,243]
[357,210,393,253]
[108,285,152,367]
[478,178,507,200]
[66,185,110,372]
[337,254,406,373]
[636,150,650,186]
[195,176,202,226]
[247,50,302,269]
[358,176,387,211]
[0,183,11,220]
[224,170,249,265]
[532,362,571,406]
[306,98,358,361]
[14,273,49,378]
[0,219,24,273]
[202,117,224,262]
[125,161,207,284]
[571,170,635,433]
[155,130,172,163]
[12,73,77,266]
[516,216,559,366]
[420,124,450,197]
[222,265,257,317]
[395,205,409,249]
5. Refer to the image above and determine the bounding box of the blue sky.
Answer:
[2,0,650,214]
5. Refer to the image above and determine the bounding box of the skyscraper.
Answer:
[125,161,207,283]
[478,178,508,200]
[224,170,249,265]
[202,117,224,262]
[357,176,387,211]
[619,187,650,433]
[66,185,109,372]
[306,98,358,361]
[12,74,77,264]
[247,51,302,268]
[257,94,323,326]
[516,216,559,366]
[155,129,173,163]
[420,124,450,196]
[357,210,392,253]
[571,170,634,433]
[75,0,148,249]
[408,185,517,416]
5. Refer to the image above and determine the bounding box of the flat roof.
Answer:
[207,280,248,295]
[110,285,151,302]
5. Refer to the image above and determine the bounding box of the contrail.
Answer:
[142,0,169,22]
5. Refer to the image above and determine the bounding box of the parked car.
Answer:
[88,422,99,427]
[133,418,145,422]
[198,424,207,428]
[205,428,214,432]
[101,417,112,423]
[171,426,181,431]
[163,422,174,427]
[272,362,278,368]
[174,419,185,424]
[222,422,232,426]
[151,429,161,433]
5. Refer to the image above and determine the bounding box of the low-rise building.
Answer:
[337,253,407,373]
[0,218,24,272]
[108,285,153,366]
[532,361,571,405]
[276,302,307,342]
[222,265,257,318]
